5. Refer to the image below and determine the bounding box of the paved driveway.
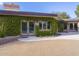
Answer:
[0,40,79,56]
[18,32,79,42]
[0,32,79,56]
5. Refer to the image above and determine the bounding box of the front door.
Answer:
[29,22,35,34]
[22,21,35,35]
[22,22,27,33]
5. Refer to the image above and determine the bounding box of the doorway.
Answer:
[21,21,35,35]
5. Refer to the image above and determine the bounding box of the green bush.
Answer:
[35,26,52,36]
[0,31,5,37]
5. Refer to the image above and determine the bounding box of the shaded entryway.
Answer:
[64,21,78,32]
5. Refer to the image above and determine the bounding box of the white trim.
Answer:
[21,20,27,35]
[77,23,79,32]
[28,21,35,35]
[39,21,51,31]
[20,20,22,34]
[21,20,35,35]
[27,22,29,34]
[73,23,75,30]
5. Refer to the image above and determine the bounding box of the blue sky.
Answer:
[0,2,79,18]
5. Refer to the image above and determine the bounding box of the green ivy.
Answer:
[0,15,58,37]
[35,17,58,36]
[58,21,64,32]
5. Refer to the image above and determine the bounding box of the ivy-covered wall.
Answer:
[0,15,58,37]
[35,17,58,36]
[0,15,21,37]
[58,21,64,32]
[0,16,6,37]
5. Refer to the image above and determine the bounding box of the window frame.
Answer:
[39,21,51,31]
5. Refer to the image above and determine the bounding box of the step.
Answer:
[20,35,35,38]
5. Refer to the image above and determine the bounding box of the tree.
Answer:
[57,12,70,19]
[75,5,79,17]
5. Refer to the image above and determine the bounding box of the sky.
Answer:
[0,2,79,18]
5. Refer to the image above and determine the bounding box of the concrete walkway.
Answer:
[18,32,79,42]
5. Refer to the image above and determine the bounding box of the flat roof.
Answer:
[0,10,57,17]
[64,19,79,22]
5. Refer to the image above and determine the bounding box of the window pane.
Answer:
[22,22,27,33]
[39,22,42,29]
[47,22,51,29]
[43,22,47,29]
[70,23,73,30]
[39,21,50,30]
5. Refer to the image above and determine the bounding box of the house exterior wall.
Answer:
[0,15,58,37]
[0,15,21,37]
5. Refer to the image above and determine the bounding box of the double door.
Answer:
[22,21,35,35]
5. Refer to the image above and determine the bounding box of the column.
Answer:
[67,23,70,32]
[73,23,75,31]
[27,22,29,34]
[77,22,79,32]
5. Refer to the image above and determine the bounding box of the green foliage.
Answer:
[35,18,58,36]
[77,5,79,10]
[51,19,58,35]
[57,12,70,19]
[0,15,58,37]
[35,25,52,36]
[0,15,21,37]
[75,5,79,17]
[5,16,21,36]
[0,16,6,37]
[0,31,5,37]
[58,21,64,32]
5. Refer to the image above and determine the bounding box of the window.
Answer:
[47,22,51,29]
[70,23,73,30]
[39,21,51,31]
[39,22,42,29]
[43,22,47,29]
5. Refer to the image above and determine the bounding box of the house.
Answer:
[0,10,79,38]
[0,3,79,38]
[0,10,59,37]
